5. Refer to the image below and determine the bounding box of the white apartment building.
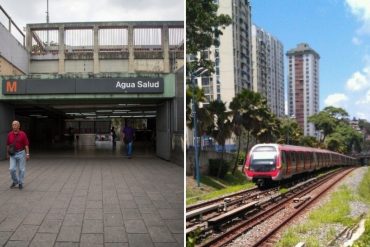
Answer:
[198,0,252,106]
[286,43,320,136]
[251,24,285,117]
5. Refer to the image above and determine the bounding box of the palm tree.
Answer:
[207,100,233,178]
[255,111,279,143]
[237,90,270,150]
[186,84,212,178]
[229,94,244,174]
[278,117,303,145]
[186,85,207,129]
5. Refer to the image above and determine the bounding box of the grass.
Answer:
[358,167,370,204]
[277,167,370,246]
[277,185,355,247]
[186,170,254,205]
[353,167,370,247]
[275,229,300,247]
[309,185,355,226]
[279,187,289,194]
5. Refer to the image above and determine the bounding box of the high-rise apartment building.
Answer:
[251,24,284,117]
[287,43,320,136]
[199,0,252,106]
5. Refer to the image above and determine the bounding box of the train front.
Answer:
[244,144,282,187]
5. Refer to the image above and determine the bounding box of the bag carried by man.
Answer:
[8,135,18,156]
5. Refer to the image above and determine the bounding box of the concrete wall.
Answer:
[134,60,164,73]
[65,60,94,73]
[170,67,184,166]
[30,61,59,74]
[100,60,129,72]
[0,24,29,74]
[186,149,234,176]
[0,57,24,75]
[156,101,171,160]
[30,58,168,74]
[0,103,14,160]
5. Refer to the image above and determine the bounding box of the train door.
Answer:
[291,152,297,175]
[281,151,287,176]
[286,151,291,176]
[303,152,307,171]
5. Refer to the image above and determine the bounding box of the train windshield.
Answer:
[250,146,277,172]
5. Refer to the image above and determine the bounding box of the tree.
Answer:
[278,117,303,145]
[326,123,363,153]
[186,0,231,73]
[228,90,277,172]
[308,107,349,144]
[186,85,213,178]
[186,85,208,129]
[299,136,319,147]
[236,90,271,150]
[229,94,245,174]
[207,100,233,178]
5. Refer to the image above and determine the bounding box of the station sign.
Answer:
[2,78,164,95]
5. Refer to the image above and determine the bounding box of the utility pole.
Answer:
[46,0,49,46]
[191,67,208,187]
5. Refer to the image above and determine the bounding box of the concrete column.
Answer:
[162,25,170,73]
[93,25,99,74]
[128,25,135,73]
[58,25,65,74]
[25,26,32,52]
[0,103,14,160]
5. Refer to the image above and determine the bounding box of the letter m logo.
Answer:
[6,81,17,93]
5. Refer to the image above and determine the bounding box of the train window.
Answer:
[291,152,296,165]
[250,146,278,172]
[253,146,277,152]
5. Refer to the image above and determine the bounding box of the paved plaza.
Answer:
[0,151,183,247]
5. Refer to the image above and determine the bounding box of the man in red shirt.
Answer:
[6,120,30,190]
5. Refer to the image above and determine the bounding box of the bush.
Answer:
[209,159,229,178]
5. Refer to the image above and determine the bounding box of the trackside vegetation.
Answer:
[353,167,370,246]
[277,167,370,247]
[186,170,254,205]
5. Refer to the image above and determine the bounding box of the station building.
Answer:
[0,7,184,164]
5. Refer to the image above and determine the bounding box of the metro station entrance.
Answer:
[5,97,173,159]
[11,100,164,158]
[0,73,181,161]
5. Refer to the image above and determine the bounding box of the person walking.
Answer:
[122,121,135,159]
[111,126,117,147]
[6,120,30,190]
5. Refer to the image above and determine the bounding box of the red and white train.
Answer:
[244,144,357,187]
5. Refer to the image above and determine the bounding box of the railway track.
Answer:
[186,187,259,212]
[186,187,278,231]
[188,167,355,247]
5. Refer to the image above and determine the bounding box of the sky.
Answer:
[252,0,370,121]
[0,0,184,29]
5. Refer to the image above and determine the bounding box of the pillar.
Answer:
[58,25,65,74]
[162,25,170,73]
[93,25,99,74]
[128,25,135,73]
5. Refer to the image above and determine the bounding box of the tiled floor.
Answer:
[0,150,183,247]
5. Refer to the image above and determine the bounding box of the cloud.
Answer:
[346,0,370,35]
[346,66,370,91]
[324,93,349,107]
[355,112,370,120]
[355,89,370,104]
[352,36,362,45]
